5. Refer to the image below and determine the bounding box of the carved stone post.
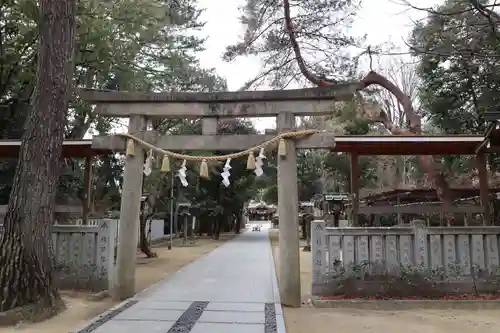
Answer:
[311,220,326,285]
[277,112,301,308]
[411,219,428,267]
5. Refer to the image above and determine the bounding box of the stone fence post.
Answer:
[311,220,326,284]
[96,219,117,290]
[411,219,428,267]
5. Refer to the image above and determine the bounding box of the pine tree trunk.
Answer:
[139,214,157,258]
[0,0,76,324]
[212,217,220,240]
[234,209,242,234]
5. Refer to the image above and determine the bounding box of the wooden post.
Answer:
[114,115,146,300]
[277,112,301,308]
[475,154,491,225]
[350,153,360,226]
[396,194,401,225]
[82,155,93,225]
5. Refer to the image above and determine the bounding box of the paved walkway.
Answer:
[77,223,285,333]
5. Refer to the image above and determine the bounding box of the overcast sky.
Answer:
[195,0,439,131]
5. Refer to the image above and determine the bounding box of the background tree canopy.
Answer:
[0,0,228,208]
[1,0,499,229]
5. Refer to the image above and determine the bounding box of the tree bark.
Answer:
[0,0,77,323]
[212,217,221,240]
[299,215,307,240]
[234,209,243,234]
[302,215,313,252]
[139,214,157,258]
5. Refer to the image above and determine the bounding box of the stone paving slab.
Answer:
[198,310,265,324]
[132,300,193,310]
[205,301,266,312]
[276,314,287,332]
[275,303,283,315]
[92,320,176,333]
[191,322,265,333]
[114,309,185,321]
[75,225,285,333]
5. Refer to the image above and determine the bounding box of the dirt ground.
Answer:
[269,230,500,333]
[5,234,234,333]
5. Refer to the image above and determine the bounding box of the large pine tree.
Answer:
[0,0,77,323]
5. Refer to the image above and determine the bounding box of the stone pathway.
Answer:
[76,223,285,333]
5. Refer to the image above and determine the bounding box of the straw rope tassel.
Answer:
[278,138,287,156]
[199,159,209,178]
[247,151,256,170]
[160,155,170,172]
[126,139,135,156]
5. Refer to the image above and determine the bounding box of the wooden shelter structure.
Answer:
[326,135,491,226]
[0,140,112,224]
[359,187,500,226]
[245,201,276,220]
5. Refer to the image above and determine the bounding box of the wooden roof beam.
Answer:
[484,111,500,122]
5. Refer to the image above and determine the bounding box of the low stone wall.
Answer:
[312,298,500,309]
[311,220,500,298]
[54,219,117,291]
[1,219,117,291]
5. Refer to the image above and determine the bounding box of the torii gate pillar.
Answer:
[277,112,301,308]
[113,115,146,300]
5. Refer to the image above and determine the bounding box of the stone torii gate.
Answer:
[82,85,356,307]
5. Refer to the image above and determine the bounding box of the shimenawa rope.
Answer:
[119,129,324,179]
[118,129,322,161]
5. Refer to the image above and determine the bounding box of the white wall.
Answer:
[150,219,165,241]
